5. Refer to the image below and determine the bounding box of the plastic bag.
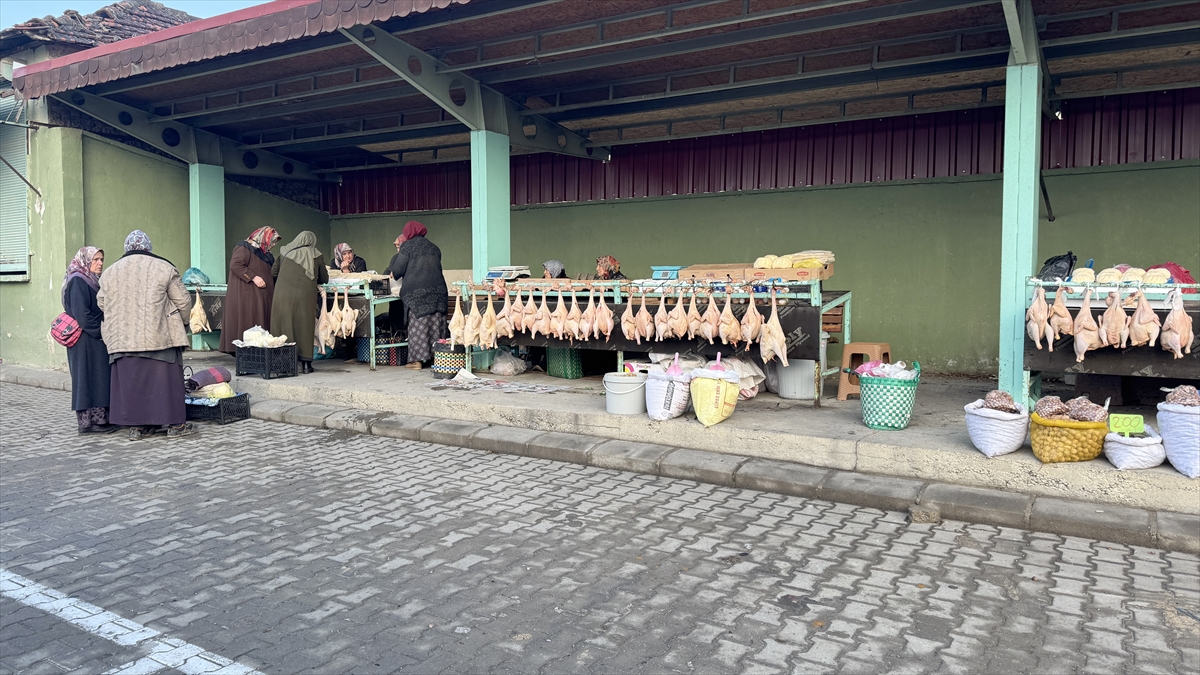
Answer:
[1036,251,1076,282]
[1103,426,1166,471]
[313,344,335,360]
[690,368,741,427]
[182,267,210,285]
[855,360,918,380]
[722,356,766,401]
[1158,402,1200,478]
[964,400,1029,458]
[1149,262,1197,293]
[491,349,527,376]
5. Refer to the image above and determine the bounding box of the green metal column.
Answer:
[998,62,1042,402]
[470,129,510,282]
[188,163,225,281]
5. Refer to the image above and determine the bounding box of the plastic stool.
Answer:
[838,342,892,400]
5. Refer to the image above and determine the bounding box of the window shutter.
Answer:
[0,96,30,276]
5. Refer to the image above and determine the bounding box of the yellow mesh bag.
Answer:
[1030,413,1107,463]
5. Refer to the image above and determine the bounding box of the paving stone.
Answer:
[658,449,744,487]
[369,414,436,440]
[523,432,601,465]
[469,425,544,455]
[1155,511,1200,555]
[919,483,1031,529]
[280,404,343,428]
[248,399,303,422]
[819,471,924,512]
[589,440,674,474]
[734,459,829,499]
[418,419,488,446]
[1030,498,1154,548]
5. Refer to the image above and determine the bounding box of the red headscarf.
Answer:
[247,226,280,250]
[402,220,428,241]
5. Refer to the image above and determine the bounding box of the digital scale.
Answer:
[650,266,684,280]
[484,266,531,281]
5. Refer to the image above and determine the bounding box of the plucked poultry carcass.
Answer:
[1047,287,1073,345]
[620,292,638,342]
[549,286,568,340]
[686,292,703,340]
[531,289,551,340]
[700,292,721,344]
[579,286,596,340]
[666,289,689,340]
[1161,289,1195,359]
[634,291,654,345]
[1098,291,1131,349]
[189,290,211,333]
[1026,287,1050,350]
[1127,289,1161,347]
[338,288,359,339]
[523,288,542,335]
[448,292,466,348]
[464,292,482,348]
[594,287,615,341]
[759,288,789,367]
[479,292,498,349]
[718,290,742,347]
[653,293,671,341]
[496,288,515,339]
[1072,289,1104,363]
[740,285,763,344]
[509,288,525,334]
[316,290,336,350]
[566,287,583,342]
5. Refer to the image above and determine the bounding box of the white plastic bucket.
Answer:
[603,372,648,415]
[777,332,828,400]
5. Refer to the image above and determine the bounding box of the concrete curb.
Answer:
[222,397,1197,555]
[4,367,1197,554]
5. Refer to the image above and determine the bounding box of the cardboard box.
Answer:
[745,263,834,281]
[678,263,752,280]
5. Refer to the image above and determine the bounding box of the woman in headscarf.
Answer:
[596,255,626,280]
[220,226,281,354]
[542,260,568,279]
[271,231,328,374]
[386,220,448,370]
[330,243,367,273]
[97,230,195,440]
[62,246,116,434]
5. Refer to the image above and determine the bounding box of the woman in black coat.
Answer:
[62,247,116,434]
[386,220,448,370]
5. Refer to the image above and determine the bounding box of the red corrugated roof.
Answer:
[13,0,468,99]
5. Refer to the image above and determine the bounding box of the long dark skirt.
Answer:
[109,353,186,427]
[407,311,447,363]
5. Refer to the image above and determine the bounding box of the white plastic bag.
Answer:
[1103,426,1166,471]
[964,400,1029,457]
[646,371,693,421]
[722,356,766,401]
[491,350,527,376]
[1158,402,1200,478]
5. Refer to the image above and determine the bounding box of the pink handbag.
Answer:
[50,313,82,347]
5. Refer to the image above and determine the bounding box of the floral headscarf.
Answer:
[596,255,621,280]
[333,243,353,262]
[247,227,280,250]
[543,260,565,279]
[124,230,152,253]
[62,246,101,302]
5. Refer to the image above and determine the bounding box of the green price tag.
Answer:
[1109,414,1144,436]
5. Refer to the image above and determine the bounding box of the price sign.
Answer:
[1109,414,1144,436]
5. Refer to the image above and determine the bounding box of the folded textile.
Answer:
[192,382,235,399]
[186,366,232,392]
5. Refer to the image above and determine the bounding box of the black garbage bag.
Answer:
[1036,251,1076,281]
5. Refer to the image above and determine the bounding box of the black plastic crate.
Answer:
[236,344,298,379]
[369,279,391,296]
[186,393,251,425]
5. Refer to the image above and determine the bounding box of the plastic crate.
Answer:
[356,338,407,366]
[369,279,391,296]
[468,347,496,371]
[235,344,298,379]
[547,347,583,379]
[186,393,251,425]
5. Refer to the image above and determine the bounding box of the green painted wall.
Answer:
[331,161,1200,375]
[0,132,330,368]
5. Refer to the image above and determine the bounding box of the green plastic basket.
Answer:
[852,362,920,431]
[547,347,583,379]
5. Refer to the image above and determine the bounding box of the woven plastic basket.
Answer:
[432,343,466,379]
[1030,412,1107,463]
[853,362,920,431]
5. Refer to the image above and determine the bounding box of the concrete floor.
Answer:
[179,351,1199,515]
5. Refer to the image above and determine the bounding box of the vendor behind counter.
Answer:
[331,243,367,273]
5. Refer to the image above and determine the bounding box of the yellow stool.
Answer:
[838,342,892,401]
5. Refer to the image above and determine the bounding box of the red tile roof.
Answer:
[2,1,197,54]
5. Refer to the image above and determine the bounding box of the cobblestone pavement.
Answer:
[2,384,1199,675]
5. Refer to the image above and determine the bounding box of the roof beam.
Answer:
[1001,0,1038,66]
[51,90,327,181]
[477,0,996,85]
[339,23,608,161]
[251,121,468,154]
[190,84,416,129]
